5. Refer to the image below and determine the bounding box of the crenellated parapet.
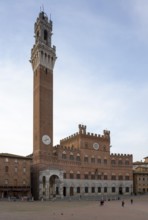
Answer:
[60,132,79,142]
[111,153,132,158]
[79,124,87,134]
[60,124,110,143]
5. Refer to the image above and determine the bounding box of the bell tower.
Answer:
[31,11,56,165]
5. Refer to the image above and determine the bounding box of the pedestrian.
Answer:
[131,199,133,204]
[100,199,104,206]
[122,200,125,207]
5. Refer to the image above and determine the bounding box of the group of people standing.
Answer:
[99,198,133,207]
[122,199,133,207]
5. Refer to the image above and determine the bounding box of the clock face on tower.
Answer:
[93,142,99,150]
[42,135,51,145]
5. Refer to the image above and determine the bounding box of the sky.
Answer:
[0,0,148,162]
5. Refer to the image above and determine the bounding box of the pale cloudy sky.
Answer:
[0,0,148,162]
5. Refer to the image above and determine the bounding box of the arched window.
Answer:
[104,186,107,193]
[97,173,101,180]
[76,153,80,161]
[5,166,9,173]
[76,171,80,179]
[125,173,130,180]
[125,160,129,165]
[84,155,88,163]
[104,173,108,180]
[111,173,116,180]
[77,187,80,193]
[112,186,116,193]
[62,151,66,159]
[91,187,95,193]
[118,174,123,180]
[84,172,88,179]
[91,173,95,179]
[104,158,107,165]
[70,171,74,179]
[91,156,95,163]
[111,158,116,165]
[69,152,74,160]
[85,187,88,193]
[98,187,101,193]
[118,159,123,165]
[97,157,101,164]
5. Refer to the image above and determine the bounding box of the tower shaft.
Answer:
[31,11,56,165]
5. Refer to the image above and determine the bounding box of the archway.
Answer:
[42,176,46,196]
[63,187,66,196]
[70,186,74,196]
[119,186,123,195]
[49,175,59,198]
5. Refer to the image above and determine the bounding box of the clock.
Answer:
[42,135,51,145]
[93,143,99,150]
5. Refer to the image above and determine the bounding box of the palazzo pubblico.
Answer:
[0,11,133,200]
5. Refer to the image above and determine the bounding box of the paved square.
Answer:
[0,196,148,220]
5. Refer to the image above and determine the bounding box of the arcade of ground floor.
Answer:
[39,169,133,200]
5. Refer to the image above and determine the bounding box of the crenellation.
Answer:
[111,153,132,158]
[60,132,79,142]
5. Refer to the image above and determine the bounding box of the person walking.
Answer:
[122,200,125,207]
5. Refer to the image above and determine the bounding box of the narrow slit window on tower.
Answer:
[44,30,48,41]
[36,31,39,42]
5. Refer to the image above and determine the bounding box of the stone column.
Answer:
[46,181,49,199]
[39,182,43,200]
[67,187,70,196]
[81,186,85,195]
[73,186,77,196]
[59,181,64,199]
[88,186,91,195]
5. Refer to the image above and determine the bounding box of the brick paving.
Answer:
[0,195,148,220]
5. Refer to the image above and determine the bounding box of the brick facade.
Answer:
[0,153,32,199]
[133,157,148,194]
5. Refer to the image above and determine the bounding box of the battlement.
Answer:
[103,130,110,136]
[53,144,60,148]
[111,153,132,158]
[60,132,79,142]
[79,124,87,134]
[60,124,110,142]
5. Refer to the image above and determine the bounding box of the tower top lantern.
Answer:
[31,11,56,72]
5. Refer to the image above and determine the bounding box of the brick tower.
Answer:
[30,11,56,199]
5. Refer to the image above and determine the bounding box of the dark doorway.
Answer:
[70,187,74,196]
[63,187,66,196]
[119,187,123,195]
